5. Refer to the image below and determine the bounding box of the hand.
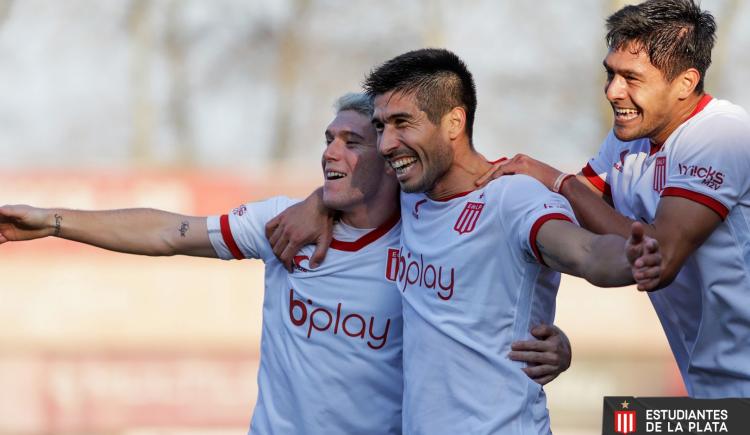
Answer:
[509,324,572,385]
[0,204,54,243]
[265,192,334,271]
[626,221,662,291]
[475,154,562,189]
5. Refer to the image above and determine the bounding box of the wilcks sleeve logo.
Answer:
[677,162,725,190]
[454,202,484,235]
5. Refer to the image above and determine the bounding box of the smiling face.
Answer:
[321,110,395,213]
[603,44,687,144]
[372,91,453,194]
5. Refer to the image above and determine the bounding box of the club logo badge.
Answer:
[454,202,484,235]
[614,405,636,434]
[653,156,666,193]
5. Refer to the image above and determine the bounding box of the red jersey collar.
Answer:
[330,212,400,252]
[431,157,508,202]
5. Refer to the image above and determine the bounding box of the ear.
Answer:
[674,67,701,99]
[444,106,467,141]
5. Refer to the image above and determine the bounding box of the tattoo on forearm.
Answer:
[179,221,189,237]
[53,213,63,237]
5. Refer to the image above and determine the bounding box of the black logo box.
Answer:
[602,396,750,435]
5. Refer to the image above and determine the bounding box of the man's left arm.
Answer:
[486,154,724,289]
[536,219,661,290]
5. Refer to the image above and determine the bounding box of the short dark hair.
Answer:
[363,48,477,142]
[606,0,716,93]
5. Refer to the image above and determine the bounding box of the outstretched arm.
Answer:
[509,324,572,385]
[0,204,216,257]
[536,219,661,290]
[484,154,711,289]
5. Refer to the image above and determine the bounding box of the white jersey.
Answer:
[397,175,577,434]
[207,197,403,434]
[584,95,750,397]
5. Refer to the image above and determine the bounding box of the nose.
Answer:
[605,75,626,101]
[323,138,343,162]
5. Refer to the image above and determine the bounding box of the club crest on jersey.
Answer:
[454,202,484,235]
[653,156,666,193]
[292,255,310,272]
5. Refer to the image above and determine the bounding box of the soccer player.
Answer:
[483,0,750,398]
[0,93,575,434]
[266,50,662,434]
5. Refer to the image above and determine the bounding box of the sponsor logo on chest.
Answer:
[288,288,392,350]
[390,247,455,301]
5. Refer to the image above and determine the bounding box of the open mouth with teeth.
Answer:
[389,156,418,175]
[614,107,641,121]
[325,170,347,180]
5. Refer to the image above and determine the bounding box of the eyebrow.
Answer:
[603,60,642,78]
[372,111,415,124]
[325,130,366,141]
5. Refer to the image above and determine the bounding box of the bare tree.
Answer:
[127,0,154,166]
[270,0,311,162]
[165,0,195,166]
[0,0,13,29]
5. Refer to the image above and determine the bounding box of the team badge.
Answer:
[385,248,399,281]
[614,409,636,434]
[453,202,484,235]
[653,156,666,193]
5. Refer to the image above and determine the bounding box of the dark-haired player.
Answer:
[268,49,662,434]
[487,0,750,398]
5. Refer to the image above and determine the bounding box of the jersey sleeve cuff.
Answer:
[661,187,729,220]
[529,213,574,266]
[582,163,612,197]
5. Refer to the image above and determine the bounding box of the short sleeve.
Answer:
[582,130,623,197]
[662,115,750,220]
[494,175,578,265]
[207,196,299,261]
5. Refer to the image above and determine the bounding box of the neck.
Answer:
[652,92,706,145]
[427,144,492,201]
[339,192,399,229]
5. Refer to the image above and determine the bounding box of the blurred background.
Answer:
[1,0,749,434]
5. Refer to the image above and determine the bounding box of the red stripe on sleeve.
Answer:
[661,187,729,220]
[581,163,612,197]
[529,213,574,266]
[220,214,245,259]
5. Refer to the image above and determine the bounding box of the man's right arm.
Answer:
[0,205,217,258]
[265,187,334,270]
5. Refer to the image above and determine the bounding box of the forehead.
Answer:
[373,91,420,118]
[603,44,660,75]
[326,110,373,135]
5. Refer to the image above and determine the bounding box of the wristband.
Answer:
[552,173,574,193]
